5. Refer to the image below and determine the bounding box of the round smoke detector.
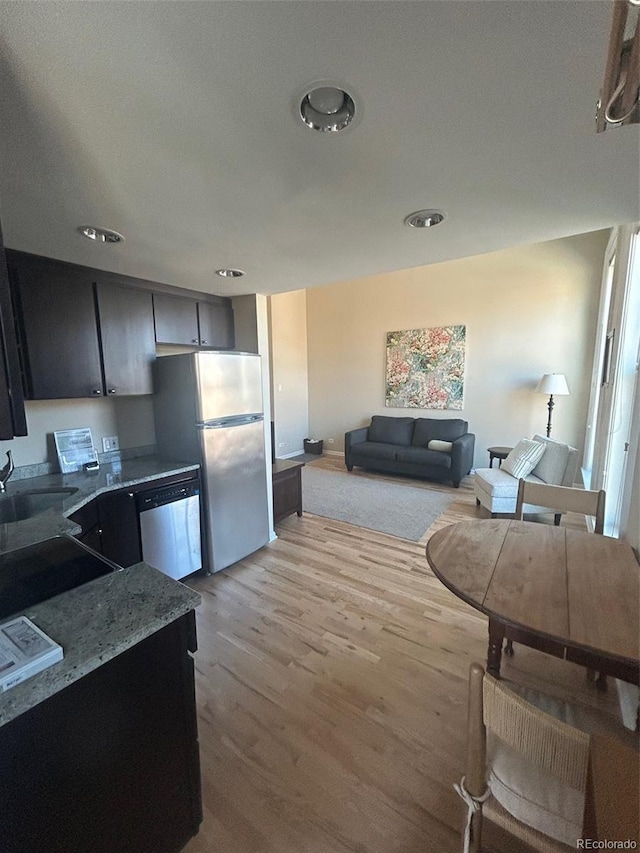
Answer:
[299,85,356,133]
[403,210,446,228]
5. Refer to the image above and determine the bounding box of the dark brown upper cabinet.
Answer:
[0,222,26,437]
[153,293,200,346]
[197,300,234,349]
[8,252,155,399]
[96,277,155,396]
[153,292,234,349]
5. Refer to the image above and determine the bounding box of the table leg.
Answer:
[487,619,505,678]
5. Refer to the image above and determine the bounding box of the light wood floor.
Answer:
[184,456,620,853]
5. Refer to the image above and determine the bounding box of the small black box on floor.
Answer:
[303,438,323,455]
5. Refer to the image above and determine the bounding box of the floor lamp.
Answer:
[536,373,570,437]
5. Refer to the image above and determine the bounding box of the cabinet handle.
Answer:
[201,340,208,345]
[107,388,116,395]
[127,493,134,498]
[191,338,199,344]
[92,389,102,396]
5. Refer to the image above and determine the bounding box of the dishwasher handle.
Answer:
[136,479,200,512]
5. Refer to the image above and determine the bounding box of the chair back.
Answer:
[515,480,606,533]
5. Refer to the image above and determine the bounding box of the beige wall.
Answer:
[269,290,309,457]
[306,232,609,468]
[0,396,155,467]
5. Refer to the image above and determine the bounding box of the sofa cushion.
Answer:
[368,416,414,446]
[412,418,467,447]
[349,441,398,462]
[502,438,546,479]
[530,435,571,485]
[396,447,452,469]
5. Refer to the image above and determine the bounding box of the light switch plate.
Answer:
[102,436,119,452]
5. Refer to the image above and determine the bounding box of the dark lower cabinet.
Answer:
[272,460,304,523]
[68,472,201,570]
[0,611,202,853]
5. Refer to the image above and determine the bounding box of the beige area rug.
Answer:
[301,465,454,541]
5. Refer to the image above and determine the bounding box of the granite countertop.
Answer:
[0,455,202,727]
[0,560,201,728]
[0,455,200,554]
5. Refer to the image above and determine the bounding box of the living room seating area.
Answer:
[344,415,475,488]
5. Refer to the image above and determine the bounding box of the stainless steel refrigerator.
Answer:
[152,351,270,573]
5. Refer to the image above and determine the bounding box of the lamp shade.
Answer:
[536,373,570,396]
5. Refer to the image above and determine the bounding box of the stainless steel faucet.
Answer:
[0,450,14,492]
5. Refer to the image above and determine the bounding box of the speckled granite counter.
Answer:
[0,455,200,554]
[0,455,202,727]
[0,559,201,728]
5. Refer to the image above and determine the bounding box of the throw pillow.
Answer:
[502,438,546,479]
[428,439,453,452]
[530,436,570,485]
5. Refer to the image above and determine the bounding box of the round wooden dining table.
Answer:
[425,519,640,684]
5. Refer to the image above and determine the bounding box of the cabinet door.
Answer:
[96,279,156,395]
[9,253,103,399]
[0,227,26,436]
[153,293,200,346]
[197,300,235,349]
[98,490,141,567]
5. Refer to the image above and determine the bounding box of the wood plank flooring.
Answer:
[183,456,621,853]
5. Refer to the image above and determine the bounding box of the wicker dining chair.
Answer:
[457,662,639,853]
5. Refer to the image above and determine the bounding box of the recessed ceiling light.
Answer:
[404,210,447,228]
[300,85,356,132]
[215,268,245,278]
[78,226,125,243]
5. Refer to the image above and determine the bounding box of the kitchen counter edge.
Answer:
[0,456,200,554]
[0,561,201,728]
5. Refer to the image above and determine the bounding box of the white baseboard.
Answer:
[323,449,342,457]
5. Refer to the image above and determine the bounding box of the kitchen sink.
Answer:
[0,488,78,524]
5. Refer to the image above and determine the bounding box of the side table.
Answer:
[272,459,304,523]
[487,446,512,468]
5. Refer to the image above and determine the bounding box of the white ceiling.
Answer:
[0,1,638,297]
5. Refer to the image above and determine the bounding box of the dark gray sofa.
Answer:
[345,415,475,488]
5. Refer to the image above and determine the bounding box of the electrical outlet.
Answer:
[102,436,119,452]
[327,438,335,444]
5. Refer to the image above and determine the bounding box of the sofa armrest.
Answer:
[451,432,476,484]
[345,426,369,451]
[345,426,369,466]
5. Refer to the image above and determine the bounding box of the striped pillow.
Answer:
[502,438,546,479]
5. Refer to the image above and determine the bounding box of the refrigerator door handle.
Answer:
[198,413,264,429]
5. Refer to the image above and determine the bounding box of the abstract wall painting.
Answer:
[385,325,466,410]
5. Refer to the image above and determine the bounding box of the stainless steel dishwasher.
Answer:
[136,478,202,580]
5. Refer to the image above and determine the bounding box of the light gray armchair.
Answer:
[474,435,579,519]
